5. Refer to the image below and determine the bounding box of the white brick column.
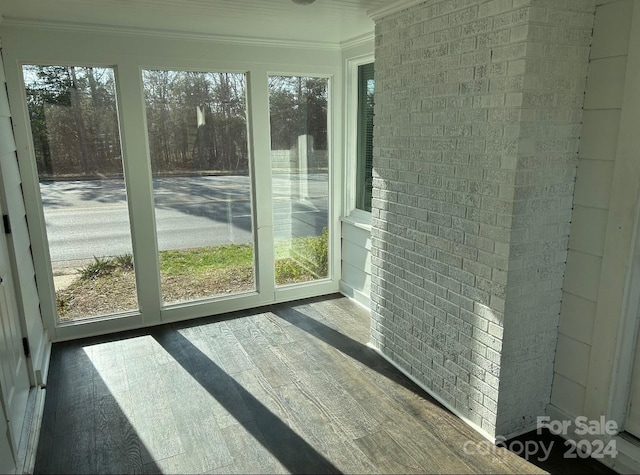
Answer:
[370,0,594,438]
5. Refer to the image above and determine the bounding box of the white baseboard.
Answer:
[500,421,543,440]
[20,387,46,475]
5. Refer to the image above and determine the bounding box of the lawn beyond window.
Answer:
[143,69,256,305]
[56,231,328,321]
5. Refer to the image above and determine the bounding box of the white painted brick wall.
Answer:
[371,0,594,438]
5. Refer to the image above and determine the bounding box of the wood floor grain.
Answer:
[35,294,567,474]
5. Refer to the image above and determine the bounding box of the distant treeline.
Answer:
[24,66,328,178]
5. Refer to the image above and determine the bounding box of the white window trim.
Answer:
[343,52,374,228]
[340,210,371,231]
[2,24,343,341]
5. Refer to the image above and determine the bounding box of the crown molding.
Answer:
[368,0,427,21]
[0,17,343,51]
[340,32,374,49]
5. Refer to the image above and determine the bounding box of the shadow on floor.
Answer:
[35,294,622,474]
[276,303,620,475]
[271,303,442,400]
[35,343,161,474]
[506,429,617,474]
[151,327,341,474]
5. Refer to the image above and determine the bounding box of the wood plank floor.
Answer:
[33,295,608,474]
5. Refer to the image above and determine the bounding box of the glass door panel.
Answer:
[22,65,138,322]
[142,70,255,305]
[268,76,329,286]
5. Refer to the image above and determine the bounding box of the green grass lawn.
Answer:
[160,243,254,276]
[57,230,328,320]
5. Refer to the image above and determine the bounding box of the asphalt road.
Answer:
[41,175,327,265]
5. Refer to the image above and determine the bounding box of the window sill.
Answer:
[341,210,372,232]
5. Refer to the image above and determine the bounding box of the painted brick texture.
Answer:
[370,0,594,437]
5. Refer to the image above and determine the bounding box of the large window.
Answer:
[356,62,374,213]
[142,70,255,305]
[22,65,138,322]
[268,76,329,286]
[17,54,337,336]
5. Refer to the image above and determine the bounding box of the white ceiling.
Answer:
[0,0,390,45]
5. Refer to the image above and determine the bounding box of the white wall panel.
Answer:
[551,6,640,471]
[563,251,603,301]
[558,293,596,345]
[568,206,608,256]
[554,334,591,386]
[584,56,627,109]
[590,0,633,59]
[578,110,620,160]
[572,160,614,209]
[550,373,587,419]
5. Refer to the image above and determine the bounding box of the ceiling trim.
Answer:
[340,32,374,50]
[368,0,427,22]
[0,17,343,51]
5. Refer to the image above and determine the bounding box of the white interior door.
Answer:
[0,205,31,459]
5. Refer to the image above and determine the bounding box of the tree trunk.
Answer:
[69,67,94,175]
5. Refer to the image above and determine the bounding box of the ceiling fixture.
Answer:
[292,0,316,4]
